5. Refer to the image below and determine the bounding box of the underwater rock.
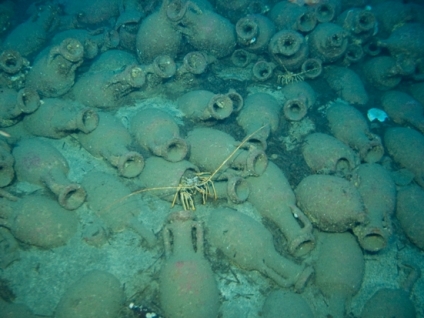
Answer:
[13,138,86,210]
[159,210,220,318]
[0,194,78,249]
[55,270,125,318]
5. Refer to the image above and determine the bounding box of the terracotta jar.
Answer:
[337,8,377,43]
[281,81,316,121]
[82,171,157,247]
[175,51,209,80]
[396,184,424,250]
[384,127,424,188]
[186,127,268,178]
[236,14,275,53]
[0,50,30,90]
[295,174,366,232]
[130,108,188,162]
[261,290,314,318]
[351,163,396,252]
[237,92,281,149]
[0,194,78,249]
[381,90,424,134]
[0,88,40,128]
[55,270,125,318]
[26,38,84,97]
[371,1,413,37]
[363,56,402,90]
[0,141,14,187]
[177,90,234,122]
[23,98,98,139]
[247,162,315,257]
[71,64,146,108]
[206,208,313,291]
[159,210,220,318]
[136,0,182,63]
[252,60,276,81]
[315,232,364,317]
[327,101,384,163]
[269,2,317,33]
[2,4,60,57]
[13,138,86,210]
[308,23,348,63]
[138,156,199,204]
[324,66,369,106]
[167,0,236,58]
[268,29,309,71]
[302,132,360,177]
[78,112,144,178]
[114,0,143,52]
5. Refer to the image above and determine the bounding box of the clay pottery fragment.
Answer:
[78,112,144,178]
[82,171,156,247]
[130,108,188,162]
[0,194,78,249]
[381,90,424,134]
[302,132,360,177]
[247,161,315,257]
[13,138,86,210]
[384,127,424,188]
[160,210,220,318]
[23,98,98,139]
[295,174,366,232]
[327,100,384,163]
[315,232,364,317]
[207,208,313,291]
[351,163,396,252]
[26,38,84,97]
[55,270,124,318]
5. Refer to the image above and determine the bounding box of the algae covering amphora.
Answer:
[159,210,220,318]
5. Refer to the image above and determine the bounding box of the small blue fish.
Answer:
[367,108,388,122]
